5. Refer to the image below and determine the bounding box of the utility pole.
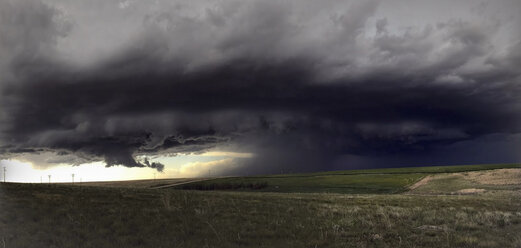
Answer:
[72,173,75,184]
[3,167,6,183]
[48,175,51,184]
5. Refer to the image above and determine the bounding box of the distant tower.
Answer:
[48,175,51,183]
[72,173,75,184]
[3,167,6,183]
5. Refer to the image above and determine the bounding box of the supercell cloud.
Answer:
[0,0,520,174]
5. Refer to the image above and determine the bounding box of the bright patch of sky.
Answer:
[0,151,254,183]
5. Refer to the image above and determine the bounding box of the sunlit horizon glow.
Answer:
[0,151,253,183]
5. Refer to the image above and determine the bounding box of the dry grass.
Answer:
[1,183,521,248]
[463,169,521,185]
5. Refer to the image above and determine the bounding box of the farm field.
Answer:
[0,163,520,247]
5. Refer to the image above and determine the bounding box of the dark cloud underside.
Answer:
[1,0,520,174]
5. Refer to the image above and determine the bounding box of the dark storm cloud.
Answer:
[1,0,520,173]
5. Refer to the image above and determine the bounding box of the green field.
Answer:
[175,163,521,194]
[1,163,520,247]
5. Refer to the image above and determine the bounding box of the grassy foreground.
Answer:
[1,164,521,247]
[1,182,520,247]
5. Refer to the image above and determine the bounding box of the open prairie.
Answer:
[174,163,521,194]
[1,164,521,248]
[63,178,207,189]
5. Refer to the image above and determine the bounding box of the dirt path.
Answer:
[408,175,432,190]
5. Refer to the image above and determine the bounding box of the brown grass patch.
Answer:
[462,169,521,185]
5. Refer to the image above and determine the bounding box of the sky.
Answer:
[0,0,520,182]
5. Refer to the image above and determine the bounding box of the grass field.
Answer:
[63,178,204,189]
[175,163,521,194]
[1,163,520,247]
